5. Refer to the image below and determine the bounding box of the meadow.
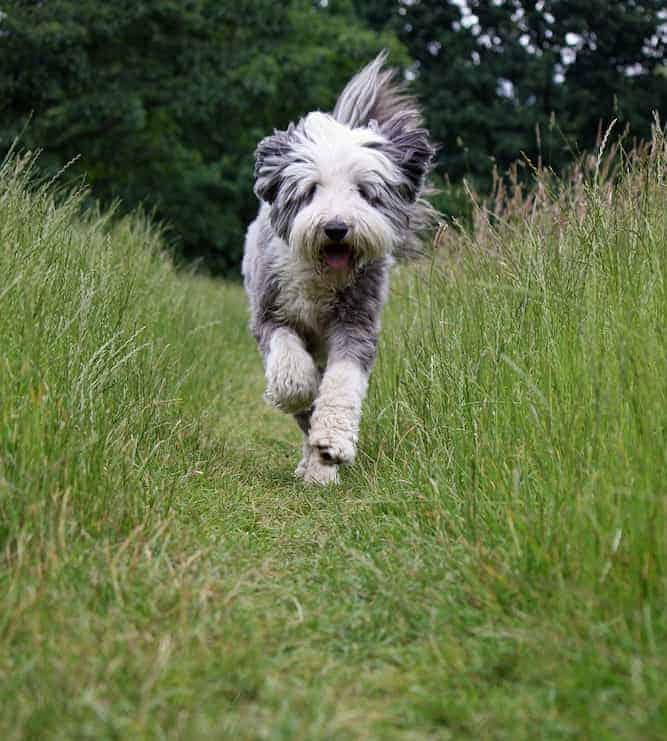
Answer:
[0,128,665,739]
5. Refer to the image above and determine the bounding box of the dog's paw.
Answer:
[299,455,340,486]
[264,344,319,414]
[309,409,357,466]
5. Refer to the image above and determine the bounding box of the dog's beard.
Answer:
[288,209,397,277]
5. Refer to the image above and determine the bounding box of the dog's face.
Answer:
[254,110,432,275]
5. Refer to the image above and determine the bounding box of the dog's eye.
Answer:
[358,184,380,206]
[357,184,372,202]
[304,183,318,205]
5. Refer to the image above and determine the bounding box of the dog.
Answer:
[242,51,436,485]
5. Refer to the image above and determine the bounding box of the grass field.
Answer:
[1,130,665,739]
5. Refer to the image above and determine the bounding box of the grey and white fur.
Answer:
[242,51,436,485]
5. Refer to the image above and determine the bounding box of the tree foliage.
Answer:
[356,0,667,181]
[0,0,403,272]
[0,1,665,271]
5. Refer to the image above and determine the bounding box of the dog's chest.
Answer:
[274,270,335,336]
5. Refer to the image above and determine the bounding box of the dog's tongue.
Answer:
[323,244,351,271]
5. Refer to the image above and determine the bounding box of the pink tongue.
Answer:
[324,249,350,270]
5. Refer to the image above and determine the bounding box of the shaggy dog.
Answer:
[242,52,436,484]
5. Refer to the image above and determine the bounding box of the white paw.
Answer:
[300,455,340,486]
[309,407,357,465]
[307,359,367,465]
[264,336,319,414]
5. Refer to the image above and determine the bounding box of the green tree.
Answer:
[469,0,667,166]
[550,0,667,149]
[353,0,666,181]
[0,0,404,273]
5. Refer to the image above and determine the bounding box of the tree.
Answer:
[551,0,667,150]
[352,0,667,182]
[2,0,664,269]
[0,0,404,273]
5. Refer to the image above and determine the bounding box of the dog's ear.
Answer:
[380,114,435,201]
[254,126,294,204]
[333,50,418,130]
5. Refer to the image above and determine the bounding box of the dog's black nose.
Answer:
[324,220,349,243]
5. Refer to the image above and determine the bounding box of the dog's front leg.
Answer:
[307,325,377,479]
[309,356,369,468]
[262,326,320,414]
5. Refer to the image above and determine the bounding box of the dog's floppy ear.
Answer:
[254,126,294,204]
[380,114,435,201]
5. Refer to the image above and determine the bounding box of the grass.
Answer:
[0,127,665,739]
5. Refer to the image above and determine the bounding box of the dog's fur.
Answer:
[242,52,436,484]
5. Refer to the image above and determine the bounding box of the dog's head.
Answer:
[253,51,435,275]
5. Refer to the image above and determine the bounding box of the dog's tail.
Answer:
[332,50,421,130]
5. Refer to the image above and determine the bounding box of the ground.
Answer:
[0,146,665,738]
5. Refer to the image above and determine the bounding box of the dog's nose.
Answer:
[324,220,349,243]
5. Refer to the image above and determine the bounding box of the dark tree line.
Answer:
[1,0,665,273]
[355,0,667,177]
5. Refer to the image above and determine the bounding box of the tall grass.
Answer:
[0,127,665,738]
[363,123,666,732]
[0,152,232,541]
[374,120,665,575]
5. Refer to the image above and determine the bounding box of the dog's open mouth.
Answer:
[322,243,352,271]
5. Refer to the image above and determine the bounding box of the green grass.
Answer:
[0,131,665,739]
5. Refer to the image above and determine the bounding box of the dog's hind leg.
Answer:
[293,410,313,478]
